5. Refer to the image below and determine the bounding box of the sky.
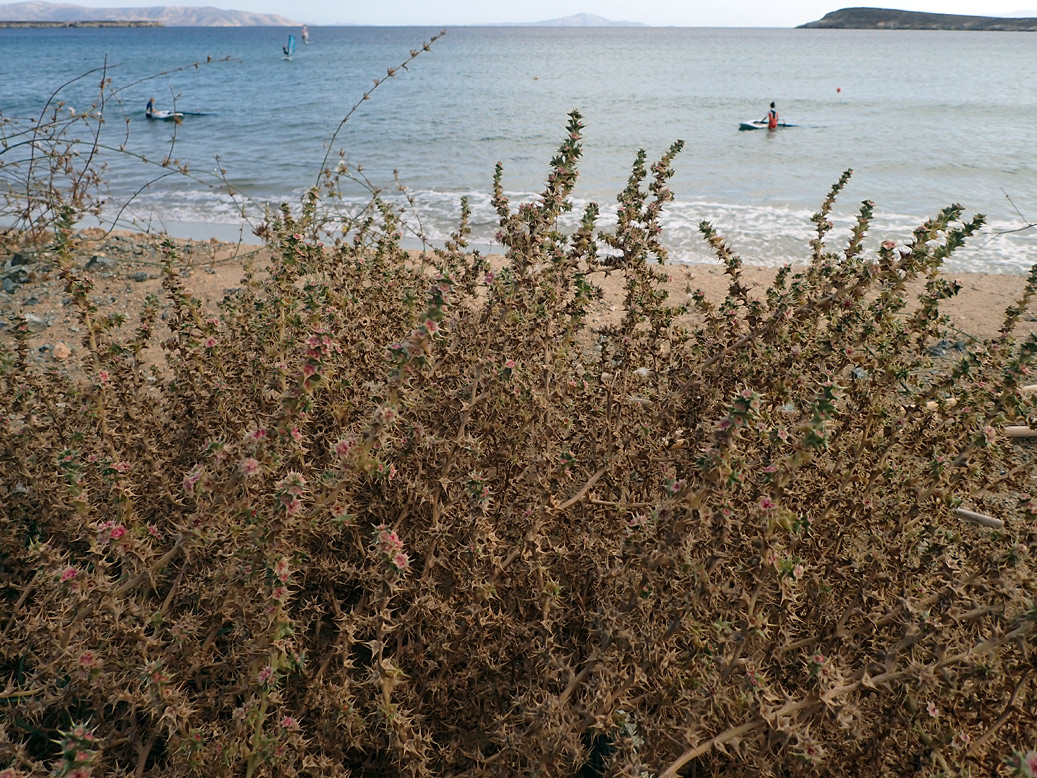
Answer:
[45,0,1037,27]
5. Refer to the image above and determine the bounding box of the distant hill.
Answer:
[0,1,298,25]
[500,12,645,27]
[798,6,1037,30]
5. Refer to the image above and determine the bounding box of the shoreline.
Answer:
[1,231,1034,371]
[66,219,1037,277]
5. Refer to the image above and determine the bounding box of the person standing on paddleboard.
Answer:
[765,102,778,129]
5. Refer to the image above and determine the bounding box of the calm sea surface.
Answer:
[2,25,1036,272]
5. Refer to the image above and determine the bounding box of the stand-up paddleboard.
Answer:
[739,120,797,131]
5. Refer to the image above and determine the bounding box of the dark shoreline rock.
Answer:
[798,7,1037,31]
[0,20,163,27]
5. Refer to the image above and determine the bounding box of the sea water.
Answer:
[1,25,1036,272]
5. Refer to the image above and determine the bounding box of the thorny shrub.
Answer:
[2,111,1037,778]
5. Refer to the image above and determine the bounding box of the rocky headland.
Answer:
[799,7,1037,30]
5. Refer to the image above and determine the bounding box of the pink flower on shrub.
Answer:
[257,665,274,685]
[374,526,403,554]
[758,496,777,511]
[204,337,216,348]
[798,741,823,764]
[793,564,805,581]
[334,436,357,457]
[330,504,353,524]
[183,466,204,494]
[1021,750,1037,777]
[69,725,93,742]
[926,701,939,718]
[424,318,440,335]
[276,472,306,495]
[60,567,78,583]
[98,370,110,386]
[109,525,126,540]
[372,525,410,573]
[79,650,98,668]
[273,556,291,582]
[112,461,131,474]
[239,458,260,477]
[244,427,268,443]
[280,715,298,730]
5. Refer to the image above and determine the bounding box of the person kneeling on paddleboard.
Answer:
[765,102,778,130]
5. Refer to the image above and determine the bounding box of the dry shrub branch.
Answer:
[2,110,1036,778]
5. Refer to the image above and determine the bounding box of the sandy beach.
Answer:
[1,230,1035,370]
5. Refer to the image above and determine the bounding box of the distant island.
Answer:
[499,12,645,27]
[798,6,1037,30]
[0,1,298,26]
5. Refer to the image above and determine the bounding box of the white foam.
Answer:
[98,186,1037,275]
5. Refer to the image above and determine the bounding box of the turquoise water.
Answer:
[1,25,1036,271]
